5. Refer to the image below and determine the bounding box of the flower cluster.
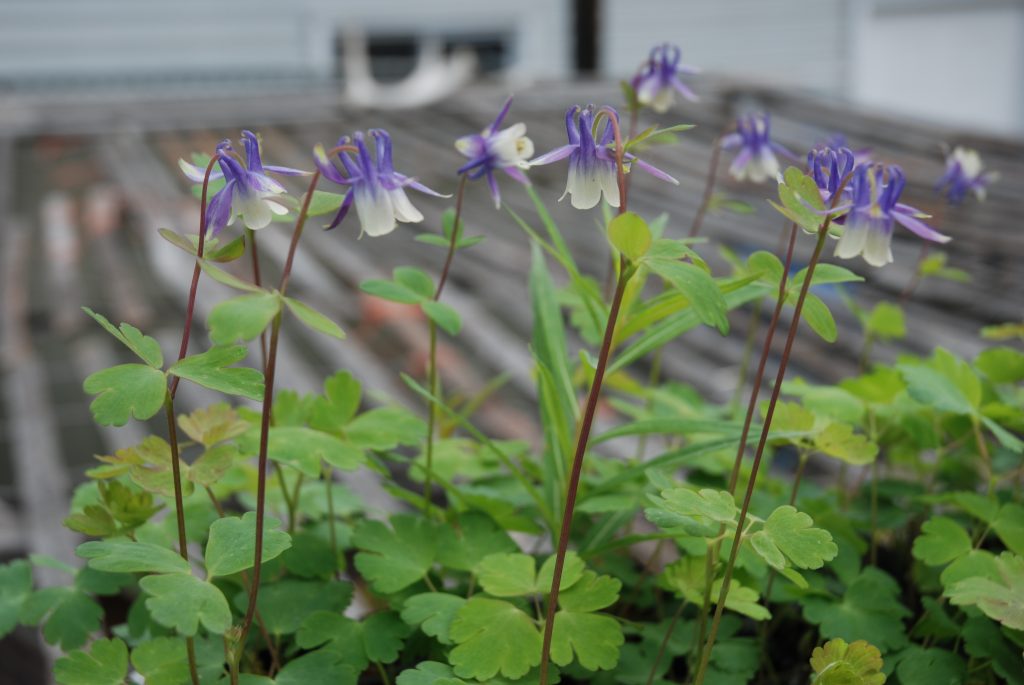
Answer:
[630,43,699,113]
[805,151,951,267]
[936,146,997,205]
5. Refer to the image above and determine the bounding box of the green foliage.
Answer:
[83,308,163,367]
[54,638,128,685]
[204,512,291,577]
[750,505,839,570]
[353,516,439,594]
[78,539,190,575]
[284,296,346,339]
[448,597,541,680]
[607,211,651,262]
[945,552,1024,630]
[0,560,32,638]
[139,574,232,636]
[207,292,282,344]
[83,364,167,426]
[809,638,886,684]
[802,568,911,652]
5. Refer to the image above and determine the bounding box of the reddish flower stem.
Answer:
[538,107,628,685]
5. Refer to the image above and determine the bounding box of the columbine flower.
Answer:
[630,43,699,113]
[807,146,856,206]
[936,146,998,205]
[720,113,796,183]
[178,130,308,235]
[529,105,678,210]
[455,96,533,208]
[834,164,951,267]
[314,129,447,237]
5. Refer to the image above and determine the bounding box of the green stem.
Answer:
[971,417,994,496]
[247,227,268,371]
[538,106,630,685]
[423,174,469,515]
[375,661,392,685]
[688,134,724,238]
[325,467,339,577]
[646,598,687,685]
[693,213,839,685]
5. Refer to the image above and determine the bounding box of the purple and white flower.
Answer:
[178,130,309,236]
[720,113,796,184]
[455,96,533,208]
[529,105,678,210]
[936,146,998,205]
[834,164,950,267]
[314,129,447,237]
[819,133,871,166]
[630,43,699,113]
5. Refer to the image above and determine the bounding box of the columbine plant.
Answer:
[1,44,1022,685]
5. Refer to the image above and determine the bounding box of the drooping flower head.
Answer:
[178,130,309,236]
[807,146,856,206]
[630,43,699,113]
[529,104,678,210]
[834,164,951,267]
[936,145,998,205]
[314,129,447,237]
[720,113,796,183]
[455,96,533,208]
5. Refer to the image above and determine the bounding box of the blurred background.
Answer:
[0,1,1021,682]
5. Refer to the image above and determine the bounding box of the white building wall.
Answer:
[599,0,850,93]
[849,1,1024,136]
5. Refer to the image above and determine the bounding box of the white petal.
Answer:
[235,189,273,230]
[266,199,290,215]
[651,88,674,114]
[862,228,894,267]
[567,162,602,210]
[389,188,424,224]
[489,124,533,166]
[355,187,396,237]
[598,164,620,208]
[834,224,869,260]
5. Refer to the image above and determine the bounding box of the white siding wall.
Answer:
[850,1,1024,136]
[599,0,849,93]
[0,0,571,85]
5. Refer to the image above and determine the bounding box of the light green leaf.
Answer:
[976,346,1024,383]
[809,638,886,685]
[865,302,906,340]
[241,580,352,635]
[131,637,190,685]
[54,638,128,685]
[353,516,438,593]
[912,517,972,567]
[198,260,264,293]
[139,574,232,636]
[204,512,291,578]
[645,259,729,334]
[169,345,264,400]
[267,426,364,476]
[207,292,282,345]
[82,308,163,368]
[748,251,784,284]
[296,610,411,669]
[792,264,865,288]
[309,371,362,430]
[800,292,838,343]
[400,593,466,645]
[422,300,461,336]
[752,505,837,570]
[305,190,347,217]
[558,570,621,612]
[285,297,346,339]
[449,598,541,680]
[177,403,250,447]
[945,552,1024,630]
[607,211,651,262]
[78,539,190,575]
[550,610,623,671]
[476,553,537,597]
[345,407,425,450]
[83,364,167,426]
[188,444,237,487]
[813,423,878,465]
[993,504,1024,555]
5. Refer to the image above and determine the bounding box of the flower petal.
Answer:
[179,158,224,184]
[354,186,396,237]
[529,144,576,166]
[894,210,951,244]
